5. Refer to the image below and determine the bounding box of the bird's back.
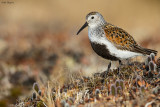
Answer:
[103,23,157,56]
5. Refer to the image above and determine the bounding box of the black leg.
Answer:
[106,61,112,74]
[118,60,122,75]
[119,60,122,66]
[107,61,112,71]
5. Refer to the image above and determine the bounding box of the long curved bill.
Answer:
[77,22,88,35]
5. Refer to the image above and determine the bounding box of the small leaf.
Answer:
[110,84,117,96]
[32,92,36,100]
[150,53,155,61]
[115,80,120,87]
[95,89,101,95]
[149,61,155,71]
[140,85,145,94]
[145,56,151,66]
[38,90,42,96]
[117,86,122,95]
[95,89,101,99]
[119,80,124,90]
[137,80,145,87]
[33,82,40,92]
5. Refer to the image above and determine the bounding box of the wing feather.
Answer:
[104,24,137,51]
[103,24,157,55]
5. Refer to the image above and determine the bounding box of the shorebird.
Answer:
[77,12,157,68]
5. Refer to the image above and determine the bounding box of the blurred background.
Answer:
[0,0,160,105]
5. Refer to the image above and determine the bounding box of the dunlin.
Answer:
[77,12,157,66]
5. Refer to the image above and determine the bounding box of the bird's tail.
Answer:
[134,46,158,56]
[142,47,158,56]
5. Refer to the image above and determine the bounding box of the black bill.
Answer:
[77,22,88,35]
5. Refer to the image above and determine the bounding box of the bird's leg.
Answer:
[102,61,112,78]
[107,61,112,71]
[118,60,122,75]
[105,61,111,73]
[119,60,122,66]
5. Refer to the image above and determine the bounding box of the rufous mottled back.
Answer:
[77,12,157,62]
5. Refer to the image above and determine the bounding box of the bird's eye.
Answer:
[91,16,94,19]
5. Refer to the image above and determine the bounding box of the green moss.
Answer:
[110,84,117,96]
[37,101,45,107]
[0,99,7,107]
[10,87,22,98]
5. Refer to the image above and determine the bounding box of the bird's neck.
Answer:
[88,25,106,42]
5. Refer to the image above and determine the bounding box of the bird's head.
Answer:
[77,12,106,35]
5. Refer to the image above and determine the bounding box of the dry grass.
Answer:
[0,1,160,106]
[0,28,159,106]
[15,55,160,107]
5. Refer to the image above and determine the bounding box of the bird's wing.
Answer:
[103,24,138,51]
[103,24,158,55]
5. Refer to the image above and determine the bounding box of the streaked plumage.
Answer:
[77,12,157,61]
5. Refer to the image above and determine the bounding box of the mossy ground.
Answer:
[0,30,159,107]
[15,59,160,107]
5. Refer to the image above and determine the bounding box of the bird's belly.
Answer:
[90,42,119,61]
[88,30,142,60]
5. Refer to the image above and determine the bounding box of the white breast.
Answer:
[88,28,142,59]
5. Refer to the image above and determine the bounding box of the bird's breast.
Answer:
[88,28,142,60]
